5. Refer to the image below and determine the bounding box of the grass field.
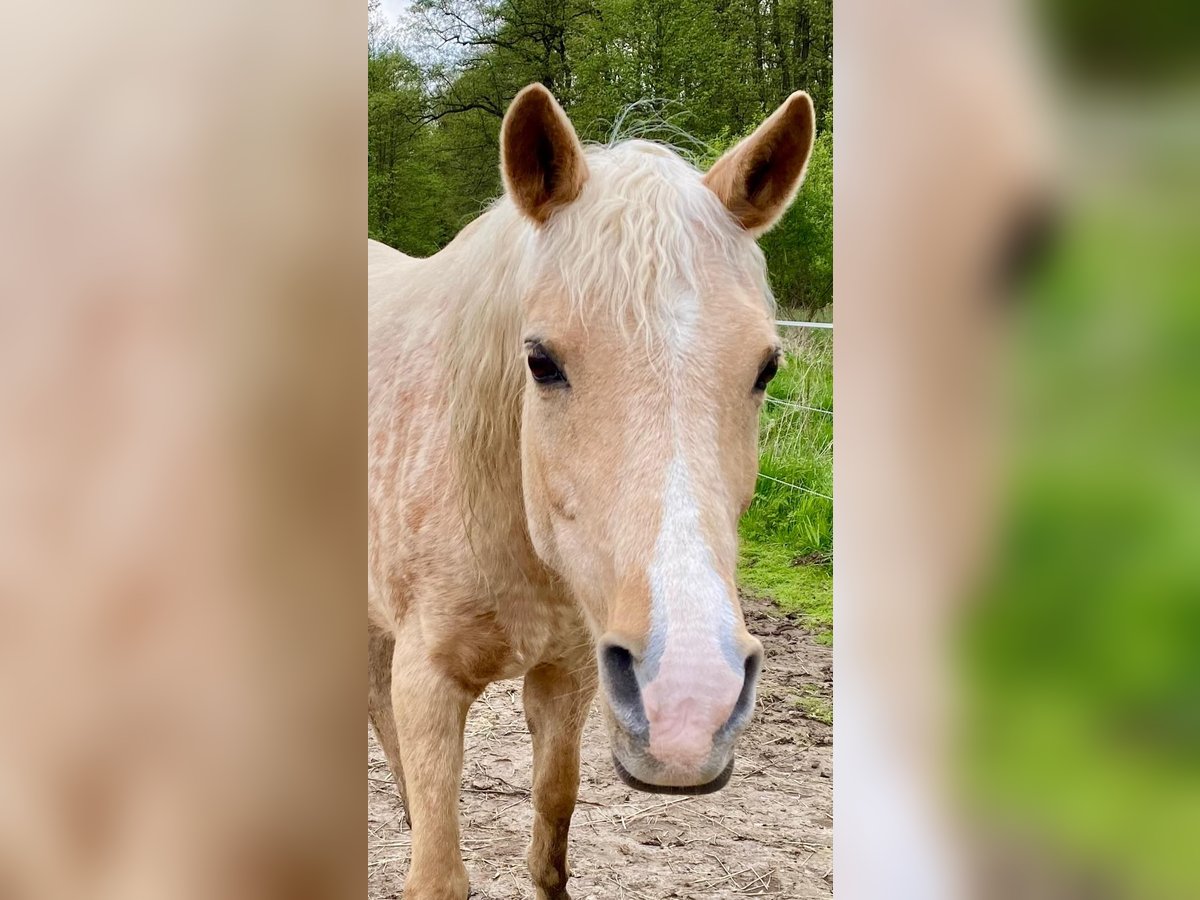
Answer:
[738,324,833,644]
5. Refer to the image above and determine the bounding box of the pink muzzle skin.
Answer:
[639,662,744,770]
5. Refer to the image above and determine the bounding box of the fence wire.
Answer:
[774,319,832,329]
[758,319,832,501]
[757,471,833,501]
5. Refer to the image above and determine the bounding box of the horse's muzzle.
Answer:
[612,754,735,795]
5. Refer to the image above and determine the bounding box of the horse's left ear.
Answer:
[501,83,589,225]
[703,92,816,236]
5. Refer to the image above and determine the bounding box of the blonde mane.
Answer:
[430,140,775,527]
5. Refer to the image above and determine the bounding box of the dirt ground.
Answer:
[368,594,833,899]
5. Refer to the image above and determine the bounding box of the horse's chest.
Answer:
[490,593,584,679]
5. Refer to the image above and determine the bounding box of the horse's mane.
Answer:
[435,139,775,531]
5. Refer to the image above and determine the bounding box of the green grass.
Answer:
[737,327,833,643]
[790,686,834,726]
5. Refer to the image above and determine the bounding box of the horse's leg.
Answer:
[368,623,410,827]
[523,659,597,900]
[392,627,475,900]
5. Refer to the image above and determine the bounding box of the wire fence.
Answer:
[774,319,830,330]
[756,319,832,501]
[766,396,832,416]
[757,470,832,501]
[775,320,832,329]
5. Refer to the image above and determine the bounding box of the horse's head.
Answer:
[501,85,815,793]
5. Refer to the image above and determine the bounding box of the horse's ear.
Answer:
[501,84,589,225]
[703,91,816,236]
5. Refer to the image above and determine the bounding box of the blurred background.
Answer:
[0,0,1196,898]
[964,4,1200,897]
[0,3,363,898]
[835,1,1200,898]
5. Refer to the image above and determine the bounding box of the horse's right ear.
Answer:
[703,91,815,236]
[501,84,589,225]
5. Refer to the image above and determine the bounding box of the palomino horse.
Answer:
[368,84,815,899]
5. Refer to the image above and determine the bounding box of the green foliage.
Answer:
[367,52,455,254]
[740,537,832,642]
[741,334,833,554]
[761,124,833,314]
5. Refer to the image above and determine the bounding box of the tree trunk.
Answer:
[752,0,766,108]
[771,0,790,99]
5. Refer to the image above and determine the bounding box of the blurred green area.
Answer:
[965,90,1200,898]
[1039,0,1200,85]
[739,330,833,644]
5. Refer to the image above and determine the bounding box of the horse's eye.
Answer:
[754,357,779,392]
[527,348,567,386]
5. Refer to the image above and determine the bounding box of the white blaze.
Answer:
[641,450,741,767]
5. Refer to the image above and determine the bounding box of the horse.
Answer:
[368,83,815,900]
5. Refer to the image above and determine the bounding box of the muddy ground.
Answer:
[368,594,832,899]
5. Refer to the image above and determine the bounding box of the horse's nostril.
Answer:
[725,645,764,735]
[743,645,763,686]
[600,641,650,734]
[601,643,640,707]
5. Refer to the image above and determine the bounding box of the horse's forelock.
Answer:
[549,142,774,337]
